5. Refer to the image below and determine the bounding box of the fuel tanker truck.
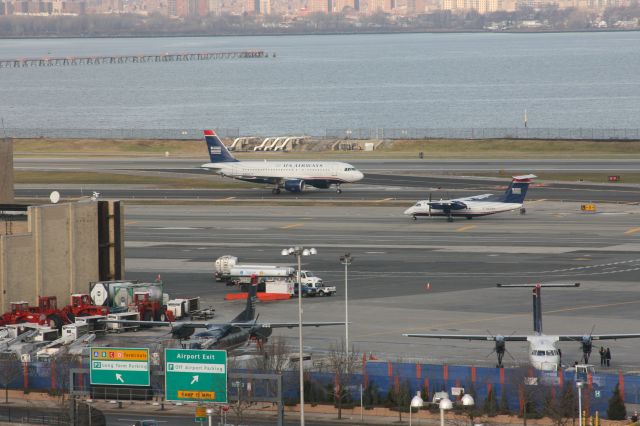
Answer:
[214,255,323,287]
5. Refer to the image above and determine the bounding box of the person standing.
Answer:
[599,346,606,366]
[606,348,612,367]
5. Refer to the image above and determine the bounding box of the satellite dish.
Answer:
[49,191,60,204]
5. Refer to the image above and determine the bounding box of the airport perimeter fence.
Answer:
[5,127,640,140]
[7,360,640,418]
[325,127,640,140]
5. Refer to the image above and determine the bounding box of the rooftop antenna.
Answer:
[523,109,528,128]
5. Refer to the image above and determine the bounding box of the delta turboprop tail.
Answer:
[204,129,238,163]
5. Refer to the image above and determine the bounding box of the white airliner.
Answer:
[403,174,537,222]
[200,130,364,194]
[404,284,640,371]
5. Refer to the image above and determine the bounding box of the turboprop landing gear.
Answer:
[272,188,281,194]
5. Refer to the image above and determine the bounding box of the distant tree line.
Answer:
[0,3,639,37]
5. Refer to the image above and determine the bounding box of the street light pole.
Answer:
[297,249,304,426]
[340,253,353,352]
[577,381,584,426]
[282,246,317,426]
[410,391,424,426]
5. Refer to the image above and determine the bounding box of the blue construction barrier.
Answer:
[9,360,640,418]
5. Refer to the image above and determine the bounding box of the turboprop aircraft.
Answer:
[200,130,364,194]
[403,283,640,371]
[102,284,343,350]
[403,174,536,222]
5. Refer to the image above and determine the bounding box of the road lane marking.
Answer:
[625,227,640,235]
[456,225,476,232]
[280,223,305,229]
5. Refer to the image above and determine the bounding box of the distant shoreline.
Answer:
[0,27,638,40]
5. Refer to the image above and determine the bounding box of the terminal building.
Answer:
[0,137,124,312]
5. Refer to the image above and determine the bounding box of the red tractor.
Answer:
[131,292,168,322]
[62,294,110,322]
[0,296,70,330]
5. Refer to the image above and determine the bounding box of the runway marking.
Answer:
[219,197,236,201]
[528,199,547,203]
[376,197,394,202]
[456,225,476,232]
[280,223,305,229]
[624,227,640,235]
[125,221,138,225]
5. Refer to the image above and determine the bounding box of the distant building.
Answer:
[306,0,328,12]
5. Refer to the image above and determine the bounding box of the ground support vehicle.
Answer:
[306,282,336,296]
[63,294,110,322]
[105,312,140,333]
[0,297,71,330]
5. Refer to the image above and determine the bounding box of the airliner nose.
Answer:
[355,170,364,181]
[404,207,413,215]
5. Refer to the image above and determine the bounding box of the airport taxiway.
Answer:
[119,201,640,371]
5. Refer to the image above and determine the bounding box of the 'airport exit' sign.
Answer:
[165,349,228,403]
[90,347,150,386]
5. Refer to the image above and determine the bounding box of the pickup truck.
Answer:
[306,282,337,296]
[293,283,317,297]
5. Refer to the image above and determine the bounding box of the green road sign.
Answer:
[165,349,227,403]
[90,347,150,387]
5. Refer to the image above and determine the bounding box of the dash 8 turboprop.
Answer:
[404,174,536,222]
[200,130,364,194]
[404,283,640,371]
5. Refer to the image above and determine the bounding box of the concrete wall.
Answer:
[0,137,13,203]
[0,201,101,311]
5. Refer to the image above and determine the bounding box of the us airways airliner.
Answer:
[200,130,364,194]
[403,174,536,222]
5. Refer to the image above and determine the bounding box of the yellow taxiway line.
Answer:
[624,227,640,235]
[280,223,305,229]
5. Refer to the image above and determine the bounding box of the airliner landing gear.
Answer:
[520,207,526,215]
[336,184,342,194]
[271,188,281,195]
[444,208,454,222]
[412,215,417,221]
[466,216,473,220]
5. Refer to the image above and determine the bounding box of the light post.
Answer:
[409,391,424,426]
[439,397,453,426]
[577,381,584,426]
[461,394,475,426]
[437,394,474,426]
[339,253,353,352]
[282,246,317,426]
[205,408,213,426]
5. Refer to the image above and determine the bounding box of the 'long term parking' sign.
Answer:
[165,349,228,403]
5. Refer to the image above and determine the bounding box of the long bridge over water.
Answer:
[0,50,270,68]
